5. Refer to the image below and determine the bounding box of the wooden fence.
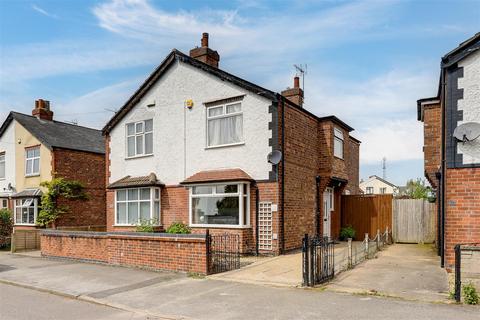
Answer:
[392,199,435,244]
[11,229,41,252]
[341,194,393,239]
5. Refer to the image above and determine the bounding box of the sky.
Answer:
[0,0,479,186]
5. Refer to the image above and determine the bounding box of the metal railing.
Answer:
[454,243,480,303]
[206,231,241,274]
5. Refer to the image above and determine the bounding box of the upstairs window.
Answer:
[334,128,344,159]
[25,147,40,176]
[207,103,243,147]
[126,120,153,158]
[0,153,4,179]
[366,187,374,194]
[380,187,387,194]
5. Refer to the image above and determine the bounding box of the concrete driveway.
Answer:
[326,244,450,303]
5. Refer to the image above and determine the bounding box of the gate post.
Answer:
[310,236,315,286]
[206,229,211,274]
[364,233,369,259]
[348,238,352,268]
[454,244,461,303]
[376,229,380,250]
[302,234,309,286]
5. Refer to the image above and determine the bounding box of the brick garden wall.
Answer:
[346,138,361,195]
[41,230,208,274]
[52,148,106,228]
[444,167,480,270]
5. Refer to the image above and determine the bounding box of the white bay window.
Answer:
[126,120,153,158]
[189,183,249,227]
[14,198,38,225]
[207,103,243,147]
[115,187,160,225]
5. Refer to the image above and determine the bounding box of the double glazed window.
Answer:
[126,120,153,157]
[190,183,249,227]
[380,187,387,194]
[207,103,243,147]
[115,188,160,225]
[14,198,38,225]
[366,187,374,194]
[25,147,40,176]
[0,153,4,179]
[333,128,344,159]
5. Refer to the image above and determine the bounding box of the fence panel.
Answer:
[393,199,435,244]
[11,229,41,252]
[341,194,393,238]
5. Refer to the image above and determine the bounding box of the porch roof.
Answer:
[12,188,43,198]
[180,169,254,185]
[108,173,164,189]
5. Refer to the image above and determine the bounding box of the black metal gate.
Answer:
[207,231,240,274]
[302,234,335,286]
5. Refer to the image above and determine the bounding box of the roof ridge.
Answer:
[10,111,101,132]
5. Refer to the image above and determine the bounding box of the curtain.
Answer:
[208,115,243,146]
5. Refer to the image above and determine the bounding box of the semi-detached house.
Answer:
[103,33,360,254]
[0,100,106,233]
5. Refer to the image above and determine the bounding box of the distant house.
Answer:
[359,175,398,195]
[417,32,480,270]
[102,33,361,254]
[0,100,106,231]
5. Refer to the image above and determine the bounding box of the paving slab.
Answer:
[326,244,450,303]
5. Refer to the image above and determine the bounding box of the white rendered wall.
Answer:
[109,61,273,185]
[0,121,16,197]
[359,177,397,195]
[457,50,480,165]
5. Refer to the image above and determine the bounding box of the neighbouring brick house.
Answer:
[103,33,360,254]
[0,100,106,231]
[418,32,480,270]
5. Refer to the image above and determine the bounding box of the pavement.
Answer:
[0,251,478,319]
[326,244,451,303]
[210,241,365,287]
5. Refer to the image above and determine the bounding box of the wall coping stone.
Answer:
[41,229,206,240]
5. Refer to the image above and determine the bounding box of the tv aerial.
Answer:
[453,122,480,143]
[267,150,283,165]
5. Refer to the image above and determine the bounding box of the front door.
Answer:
[323,187,334,238]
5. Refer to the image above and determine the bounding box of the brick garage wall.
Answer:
[41,230,208,274]
[444,168,480,270]
[52,148,106,228]
[423,103,442,188]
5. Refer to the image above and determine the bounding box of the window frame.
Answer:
[25,146,40,177]
[205,102,244,148]
[333,127,344,159]
[114,187,161,226]
[189,182,250,228]
[125,119,154,159]
[0,152,5,180]
[14,198,38,226]
[366,187,374,194]
[380,187,387,194]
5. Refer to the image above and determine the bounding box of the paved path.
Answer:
[327,244,450,303]
[1,251,477,320]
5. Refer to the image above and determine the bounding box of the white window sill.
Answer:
[205,142,245,150]
[125,154,154,160]
[25,174,40,177]
[14,223,36,226]
[113,224,162,227]
[190,224,251,229]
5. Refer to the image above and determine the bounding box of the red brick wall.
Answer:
[41,231,208,274]
[52,148,106,227]
[283,103,319,250]
[346,138,361,195]
[444,168,480,269]
[423,104,441,188]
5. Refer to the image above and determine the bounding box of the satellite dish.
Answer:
[453,122,480,143]
[267,150,282,165]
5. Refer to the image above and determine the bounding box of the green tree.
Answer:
[404,178,430,199]
[37,178,87,228]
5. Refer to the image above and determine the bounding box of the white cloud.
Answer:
[31,5,59,19]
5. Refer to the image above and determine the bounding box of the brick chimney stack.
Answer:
[189,32,220,68]
[281,76,304,107]
[32,99,54,121]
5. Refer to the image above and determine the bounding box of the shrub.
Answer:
[166,222,191,234]
[135,219,158,233]
[462,282,479,305]
[340,225,356,241]
[0,209,13,248]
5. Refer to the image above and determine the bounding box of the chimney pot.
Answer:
[294,76,300,89]
[201,33,209,47]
